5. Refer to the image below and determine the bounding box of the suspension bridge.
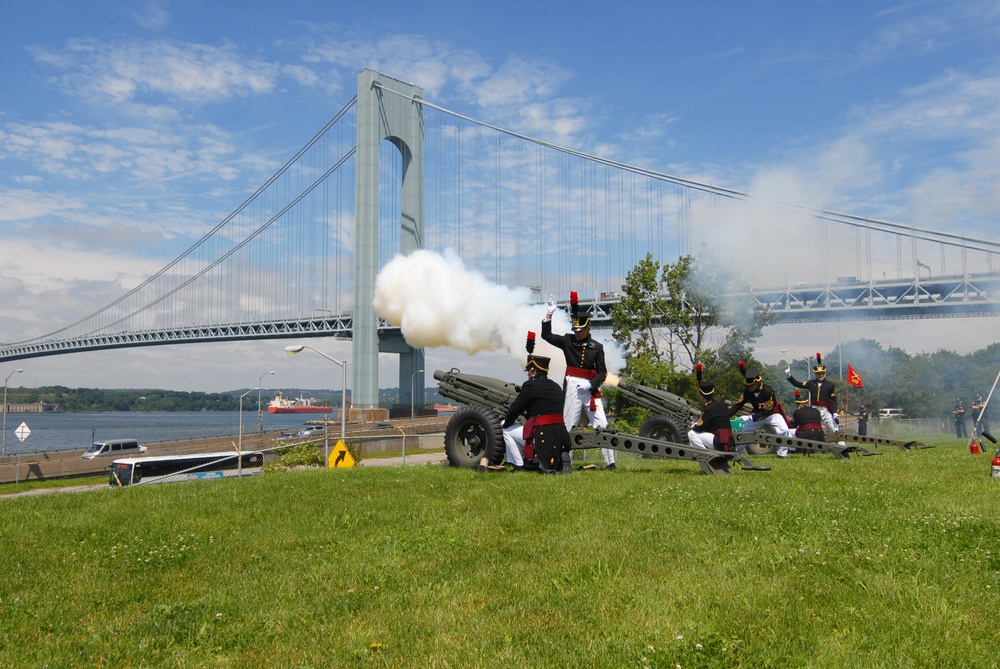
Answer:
[2,69,999,410]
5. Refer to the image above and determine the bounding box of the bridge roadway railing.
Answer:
[3,272,1000,363]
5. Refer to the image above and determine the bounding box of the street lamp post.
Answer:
[238,388,257,477]
[3,368,24,458]
[257,371,276,433]
[411,368,424,419]
[284,345,348,444]
[780,349,812,378]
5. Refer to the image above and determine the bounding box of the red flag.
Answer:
[847,365,863,388]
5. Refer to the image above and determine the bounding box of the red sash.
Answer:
[522,414,565,460]
[715,427,734,452]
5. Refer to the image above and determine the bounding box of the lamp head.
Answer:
[284,345,305,355]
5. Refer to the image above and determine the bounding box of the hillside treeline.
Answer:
[2,386,445,413]
[766,339,1000,421]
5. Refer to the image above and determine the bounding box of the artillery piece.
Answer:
[602,375,700,443]
[433,368,770,475]
[606,374,927,455]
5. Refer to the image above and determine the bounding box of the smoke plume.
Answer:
[373,249,625,380]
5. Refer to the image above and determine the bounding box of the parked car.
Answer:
[878,408,904,419]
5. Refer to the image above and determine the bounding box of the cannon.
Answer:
[604,375,700,443]
[432,369,520,468]
[733,429,878,460]
[823,432,932,451]
[434,368,769,475]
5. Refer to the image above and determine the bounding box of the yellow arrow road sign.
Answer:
[329,440,355,468]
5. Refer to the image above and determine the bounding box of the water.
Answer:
[0,411,332,456]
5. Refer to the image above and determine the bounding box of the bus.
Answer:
[109,451,265,487]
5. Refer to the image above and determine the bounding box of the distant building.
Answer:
[4,402,59,413]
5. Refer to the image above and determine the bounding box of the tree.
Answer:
[610,253,671,361]
[611,252,773,377]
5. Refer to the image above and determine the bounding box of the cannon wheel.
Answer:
[444,405,505,468]
[638,414,682,443]
[744,424,778,455]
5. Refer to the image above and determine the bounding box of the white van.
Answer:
[83,439,147,460]
[878,408,904,419]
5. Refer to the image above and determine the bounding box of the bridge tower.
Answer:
[354,69,425,410]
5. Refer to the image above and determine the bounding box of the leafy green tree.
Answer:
[610,251,773,406]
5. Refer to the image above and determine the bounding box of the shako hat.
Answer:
[794,391,808,404]
[695,363,714,396]
[738,360,761,385]
[524,330,549,372]
[525,355,551,373]
[813,352,827,374]
[570,291,591,331]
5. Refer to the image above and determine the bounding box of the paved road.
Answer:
[1,451,449,498]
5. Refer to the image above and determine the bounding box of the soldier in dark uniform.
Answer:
[781,391,825,458]
[502,334,571,473]
[786,353,839,432]
[953,398,968,438]
[972,394,990,437]
[542,291,615,470]
[729,362,791,437]
[688,365,735,451]
[856,405,869,436]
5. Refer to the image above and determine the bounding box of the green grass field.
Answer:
[2,436,998,668]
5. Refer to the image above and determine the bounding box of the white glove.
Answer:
[784,366,791,377]
[546,295,557,315]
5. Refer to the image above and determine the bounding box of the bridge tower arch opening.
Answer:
[354,69,425,410]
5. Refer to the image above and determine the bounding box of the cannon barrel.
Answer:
[433,368,520,417]
[614,379,701,426]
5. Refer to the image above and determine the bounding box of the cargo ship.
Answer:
[267,393,333,414]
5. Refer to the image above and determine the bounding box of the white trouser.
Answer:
[741,413,791,437]
[688,430,716,450]
[564,375,614,466]
[817,407,838,432]
[502,424,525,467]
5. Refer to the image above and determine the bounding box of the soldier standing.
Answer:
[972,394,990,437]
[786,353,839,432]
[501,333,571,473]
[953,398,968,438]
[729,362,792,438]
[542,292,615,470]
[856,405,869,436]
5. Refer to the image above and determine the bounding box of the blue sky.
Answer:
[2,0,1000,392]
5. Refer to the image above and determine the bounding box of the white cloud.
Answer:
[31,38,282,105]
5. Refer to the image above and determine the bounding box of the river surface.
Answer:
[0,411,332,456]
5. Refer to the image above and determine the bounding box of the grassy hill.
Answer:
[1,436,997,667]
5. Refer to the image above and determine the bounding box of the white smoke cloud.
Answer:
[373,248,625,383]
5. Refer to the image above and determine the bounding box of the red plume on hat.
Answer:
[696,363,703,382]
[816,353,822,365]
[738,360,746,374]
[570,291,579,318]
[526,331,536,354]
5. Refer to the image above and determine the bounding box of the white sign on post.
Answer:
[14,422,30,485]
